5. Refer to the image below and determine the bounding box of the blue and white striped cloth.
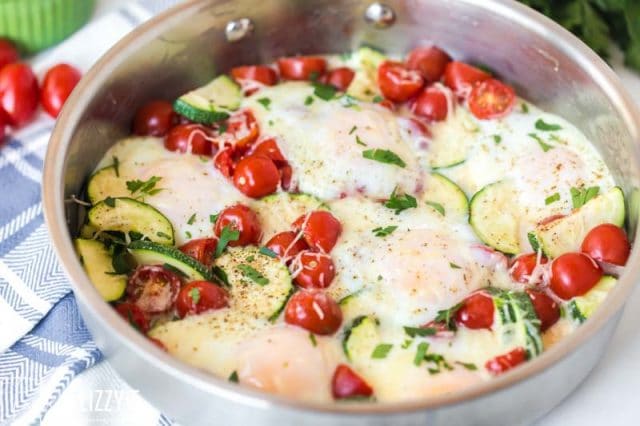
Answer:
[0,1,179,424]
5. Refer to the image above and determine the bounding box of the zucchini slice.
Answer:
[128,240,212,281]
[428,109,476,169]
[568,276,617,323]
[88,197,175,245]
[342,315,379,362]
[346,46,387,102]
[489,288,542,358]
[254,192,327,240]
[75,238,127,302]
[535,187,625,258]
[469,181,521,254]
[422,172,469,218]
[215,246,294,320]
[173,75,241,124]
[86,166,128,204]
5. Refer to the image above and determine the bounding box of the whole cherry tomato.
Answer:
[0,39,19,70]
[292,211,342,253]
[165,123,213,156]
[331,364,373,399]
[377,60,424,102]
[0,63,39,126]
[126,265,182,314]
[468,79,516,120]
[213,147,235,178]
[247,138,286,165]
[455,292,494,329]
[214,204,262,246]
[406,46,451,83]
[133,100,176,136]
[233,155,280,198]
[581,223,631,266]
[265,231,309,260]
[40,63,82,118]
[293,251,336,289]
[443,61,490,95]
[485,347,527,375]
[230,65,278,86]
[412,85,448,121]
[284,289,342,335]
[526,289,560,332]
[115,302,150,333]
[550,253,603,300]
[510,253,548,284]
[175,281,229,318]
[321,67,355,91]
[277,56,327,80]
[179,238,218,266]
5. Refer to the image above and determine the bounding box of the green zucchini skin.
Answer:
[128,240,213,281]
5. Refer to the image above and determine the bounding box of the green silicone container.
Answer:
[0,0,96,53]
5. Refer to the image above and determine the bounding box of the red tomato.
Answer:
[406,46,451,83]
[133,100,176,136]
[126,265,182,314]
[175,281,229,318]
[526,289,560,332]
[292,211,342,253]
[284,289,342,335]
[233,155,280,198]
[247,138,286,165]
[279,164,293,191]
[179,238,218,266]
[214,204,262,246]
[485,347,527,375]
[230,65,278,86]
[216,110,259,149]
[0,39,19,70]
[213,147,235,177]
[0,108,9,142]
[321,67,355,91]
[378,99,395,111]
[115,302,150,333]
[277,56,327,80]
[468,79,516,119]
[148,337,167,351]
[165,123,213,156]
[40,63,82,118]
[581,223,631,266]
[443,61,490,94]
[293,251,336,289]
[455,292,494,329]
[550,253,603,300]
[0,63,39,127]
[331,364,373,399]
[377,61,424,102]
[412,85,448,121]
[265,231,309,259]
[510,253,548,284]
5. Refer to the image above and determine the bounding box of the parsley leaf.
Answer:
[126,176,163,197]
[414,342,430,366]
[228,371,239,383]
[257,97,271,110]
[304,95,314,106]
[545,192,560,205]
[456,361,478,371]
[449,262,461,269]
[209,213,219,224]
[371,343,393,359]
[535,118,562,131]
[215,225,239,257]
[493,134,502,144]
[104,197,116,208]
[404,326,437,338]
[112,156,120,177]
[313,82,337,100]
[349,125,357,135]
[189,287,201,304]
[425,200,445,216]
[309,333,317,347]
[434,302,464,331]
[259,246,278,258]
[570,186,600,209]
[384,188,417,214]
[521,103,529,113]
[355,135,367,146]
[362,149,406,168]
[372,95,384,103]
[187,213,196,225]
[237,264,269,286]
[372,225,397,237]
[528,231,541,252]
[529,133,553,152]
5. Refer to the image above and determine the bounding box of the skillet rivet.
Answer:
[225,18,254,42]
[365,2,396,28]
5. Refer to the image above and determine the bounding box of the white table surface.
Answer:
[42,1,640,424]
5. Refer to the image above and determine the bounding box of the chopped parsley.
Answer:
[309,333,317,347]
[425,201,445,216]
[126,176,163,197]
[570,186,600,209]
[455,361,478,371]
[185,231,192,239]
[401,338,413,349]
[372,95,384,103]
[545,192,560,205]
[259,246,278,258]
[237,264,269,286]
[304,95,314,106]
[362,149,406,168]
[355,135,367,146]
[371,343,393,359]
[309,71,320,82]
[529,133,553,152]
[348,125,357,135]
[187,213,196,225]
[112,156,120,177]
[521,103,529,113]
[404,326,436,338]
[215,225,240,257]
[528,231,541,252]
[104,197,116,208]
[188,287,201,304]
[493,134,502,144]
[535,118,562,131]
[313,82,337,100]
[217,122,228,134]
[449,262,461,269]
[212,266,229,286]
[209,213,219,224]
[384,188,417,214]
[372,225,397,237]
[228,371,239,383]
[434,301,464,331]
[268,120,274,126]
[414,342,430,366]
[256,97,271,110]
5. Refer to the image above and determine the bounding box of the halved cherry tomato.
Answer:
[321,67,355,91]
[406,46,451,83]
[40,63,82,118]
[279,164,293,191]
[247,138,286,165]
[216,110,259,149]
[165,123,213,156]
[468,79,515,120]
[213,147,235,177]
[0,39,19,70]
[526,289,560,332]
[455,292,494,329]
[485,347,527,375]
[293,251,336,289]
[233,155,280,198]
[550,253,603,300]
[126,265,182,314]
[331,364,373,399]
[284,289,342,335]
[581,223,631,266]
[443,61,490,94]
[265,231,309,260]
[0,63,39,127]
[115,302,150,333]
[292,210,342,253]
[510,253,548,284]
[179,238,218,266]
[377,60,424,102]
[214,204,262,246]
[277,56,327,80]
[230,65,278,86]
[175,281,229,318]
[412,85,448,121]
[133,100,176,137]
[377,99,395,111]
